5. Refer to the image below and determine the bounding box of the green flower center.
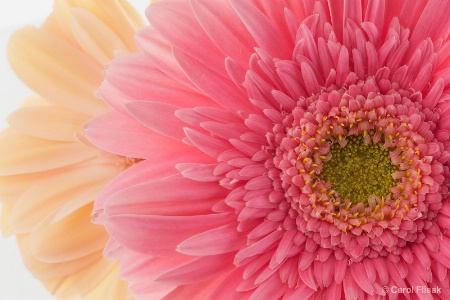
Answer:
[319,134,397,205]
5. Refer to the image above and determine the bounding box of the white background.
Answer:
[0,1,149,299]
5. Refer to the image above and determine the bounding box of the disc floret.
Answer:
[320,134,397,205]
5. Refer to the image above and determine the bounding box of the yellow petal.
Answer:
[0,161,90,202]
[1,202,14,236]
[30,204,108,263]
[17,234,103,280]
[84,265,133,300]
[41,11,78,47]
[42,254,116,298]
[8,106,90,142]
[8,162,111,233]
[0,129,97,176]
[54,0,143,52]
[7,26,107,116]
[19,94,52,107]
[50,165,120,223]
[70,8,129,66]
[0,169,60,201]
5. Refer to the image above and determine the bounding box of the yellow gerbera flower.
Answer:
[0,0,144,298]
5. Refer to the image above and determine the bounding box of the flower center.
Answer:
[319,134,397,205]
[269,77,449,261]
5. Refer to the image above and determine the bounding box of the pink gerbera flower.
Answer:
[87,0,450,299]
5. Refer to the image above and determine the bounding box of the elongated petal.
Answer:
[147,0,227,76]
[70,8,129,66]
[126,101,186,141]
[9,163,114,233]
[85,110,191,159]
[156,253,235,285]
[191,0,255,67]
[8,26,107,116]
[177,223,246,255]
[174,48,256,114]
[105,213,236,255]
[8,106,89,142]
[0,129,96,176]
[30,204,108,263]
[105,175,225,216]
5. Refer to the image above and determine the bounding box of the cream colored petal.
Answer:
[19,94,52,107]
[0,170,57,201]
[42,255,117,299]
[0,160,103,201]
[7,26,107,116]
[84,265,133,300]
[1,203,14,236]
[0,129,96,176]
[51,165,120,223]
[41,12,80,47]
[70,8,129,66]
[17,234,103,280]
[54,0,143,52]
[30,204,108,263]
[8,163,112,233]
[8,106,90,142]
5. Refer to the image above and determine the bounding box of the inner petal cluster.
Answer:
[271,78,447,261]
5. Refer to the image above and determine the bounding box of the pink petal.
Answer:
[398,0,427,29]
[364,0,385,31]
[174,48,256,114]
[146,0,227,76]
[343,275,359,300]
[184,127,231,158]
[93,151,213,219]
[177,163,220,182]
[345,0,362,25]
[225,57,247,92]
[177,223,246,256]
[191,0,255,68]
[274,229,296,264]
[235,230,283,262]
[161,277,229,300]
[412,243,432,269]
[201,122,248,140]
[136,27,196,89]
[245,175,273,190]
[334,258,348,284]
[327,0,344,41]
[230,0,291,59]
[208,268,253,299]
[126,101,186,141]
[249,274,287,300]
[350,263,374,295]
[423,78,444,109]
[155,253,235,285]
[105,175,225,216]
[121,250,192,281]
[101,53,213,114]
[85,110,190,159]
[105,213,235,255]
[407,0,450,53]
[301,61,321,94]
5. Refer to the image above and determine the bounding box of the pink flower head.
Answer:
[87,0,450,299]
